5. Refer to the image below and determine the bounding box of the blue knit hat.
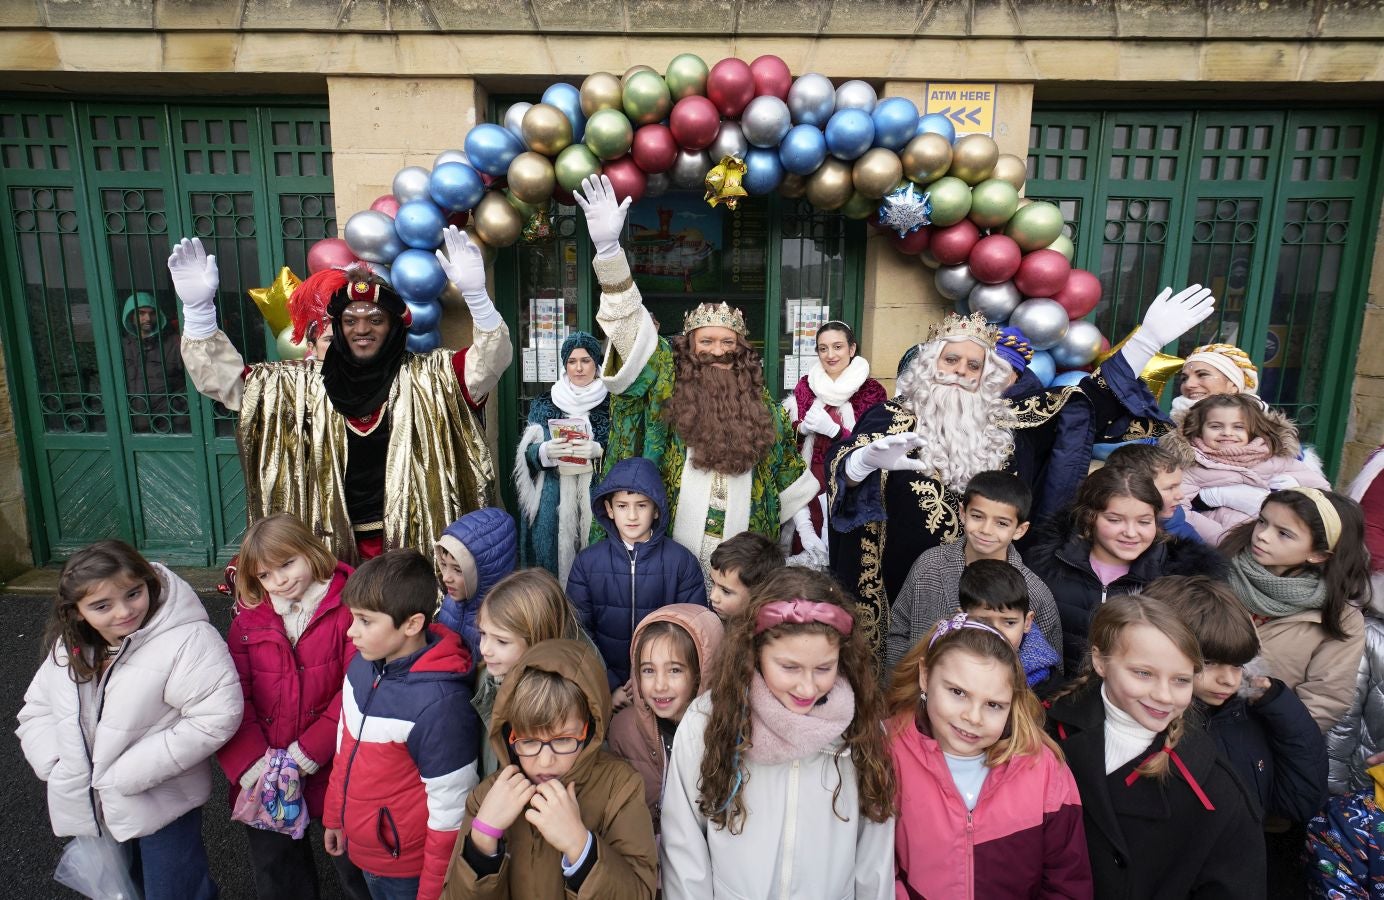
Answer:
[560,331,603,367]
[994,326,1033,374]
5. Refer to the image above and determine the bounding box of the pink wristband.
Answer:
[470,817,504,840]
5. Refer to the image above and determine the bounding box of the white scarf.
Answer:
[550,373,608,417]
[1101,683,1158,774]
[806,355,870,408]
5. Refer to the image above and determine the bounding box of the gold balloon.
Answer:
[805,158,854,211]
[463,224,497,264]
[992,153,1027,192]
[473,190,524,248]
[900,133,953,184]
[521,103,573,158]
[779,172,807,199]
[852,148,904,200]
[704,156,748,210]
[622,64,655,86]
[949,134,999,185]
[507,151,557,205]
[580,72,623,117]
[1096,333,1184,402]
[248,266,300,335]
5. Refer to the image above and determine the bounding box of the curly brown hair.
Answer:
[1180,393,1284,455]
[697,567,896,833]
[663,331,775,475]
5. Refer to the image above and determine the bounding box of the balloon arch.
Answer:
[291,54,1106,386]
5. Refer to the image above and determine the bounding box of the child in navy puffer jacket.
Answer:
[435,507,517,659]
[568,456,706,695]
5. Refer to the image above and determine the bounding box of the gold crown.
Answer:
[928,311,1000,346]
[683,302,748,337]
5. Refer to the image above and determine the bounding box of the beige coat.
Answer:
[1259,605,1366,732]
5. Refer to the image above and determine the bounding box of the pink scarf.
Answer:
[746,671,855,765]
[1192,435,1274,469]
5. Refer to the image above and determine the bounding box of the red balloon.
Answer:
[1013,249,1072,298]
[307,238,357,274]
[889,227,931,256]
[967,234,1023,284]
[706,58,755,118]
[865,210,883,230]
[749,55,792,100]
[446,211,470,230]
[631,124,678,174]
[669,96,721,152]
[930,220,981,266]
[1055,268,1103,319]
[369,195,400,218]
[602,156,648,205]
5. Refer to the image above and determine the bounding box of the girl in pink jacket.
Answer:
[1172,393,1328,544]
[886,614,1092,900]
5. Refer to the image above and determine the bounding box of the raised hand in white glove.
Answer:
[574,175,631,260]
[844,432,927,482]
[437,226,500,331]
[1198,483,1269,516]
[563,440,604,461]
[1267,475,1300,491]
[792,507,828,556]
[166,237,221,339]
[1121,284,1216,373]
[539,440,573,467]
[800,405,841,439]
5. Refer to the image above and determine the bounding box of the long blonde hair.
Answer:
[479,568,582,646]
[234,513,337,608]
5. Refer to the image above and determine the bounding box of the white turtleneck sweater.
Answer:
[1101,683,1158,774]
[269,578,331,646]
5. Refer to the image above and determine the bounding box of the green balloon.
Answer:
[841,191,877,220]
[584,108,635,161]
[554,144,603,192]
[1004,201,1066,252]
[665,53,709,100]
[925,176,972,227]
[968,178,1020,229]
[505,190,541,219]
[622,70,672,127]
[1046,233,1075,261]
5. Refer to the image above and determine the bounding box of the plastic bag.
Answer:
[231,748,309,839]
[54,833,141,900]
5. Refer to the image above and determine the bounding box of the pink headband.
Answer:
[928,612,1007,649]
[754,599,854,637]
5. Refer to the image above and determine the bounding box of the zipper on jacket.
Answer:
[82,642,128,838]
[628,547,638,637]
[339,670,383,835]
[777,759,801,900]
[966,811,975,900]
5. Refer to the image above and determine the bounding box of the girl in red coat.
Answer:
[886,614,1092,899]
[217,513,369,900]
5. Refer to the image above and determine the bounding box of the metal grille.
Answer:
[0,111,72,171]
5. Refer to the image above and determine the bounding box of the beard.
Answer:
[899,360,1016,493]
[663,341,775,475]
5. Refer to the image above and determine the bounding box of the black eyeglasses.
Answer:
[508,720,590,757]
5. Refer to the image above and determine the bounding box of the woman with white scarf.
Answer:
[782,321,886,559]
[514,331,610,585]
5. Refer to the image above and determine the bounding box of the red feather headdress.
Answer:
[288,264,409,343]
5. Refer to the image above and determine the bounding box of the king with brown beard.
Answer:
[576,175,818,571]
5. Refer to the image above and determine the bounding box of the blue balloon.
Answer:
[778,124,828,176]
[405,297,442,333]
[406,329,442,353]
[429,162,485,213]
[464,124,524,177]
[365,262,391,285]
[542,83,586,142]
[824,108,874,161]
[1027,349,1057,388]
[916,113,957,144]
[742,147,784,196]
[390,249,447,301]
[393,199,447,250]
[1050,369,1086,388]
[872,97,919,151]
[954,295,970,316]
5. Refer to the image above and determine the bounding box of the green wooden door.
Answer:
[0,99,333,565]
[1027,107,1383,475]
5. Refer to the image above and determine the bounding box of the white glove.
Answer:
[437,226,500,331]
[1267,475,1300,491]
[1199,484,1269,516]
[563,439,604,461]
[1121,284,1215,373]
[166,237,221,339]
[238,755,270,793]
[574,174,631,260]
[792,507,828,556]
[844,433,927,481]
[800,405,841,439]
[538,440,572,467]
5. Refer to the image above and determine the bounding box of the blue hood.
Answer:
[441,506,517,604]
[591,456,669,542]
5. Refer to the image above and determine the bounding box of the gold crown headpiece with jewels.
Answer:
[683,301,749,337]
[927,311,1000,346]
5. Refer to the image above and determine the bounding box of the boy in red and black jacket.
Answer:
[324,549,482,900]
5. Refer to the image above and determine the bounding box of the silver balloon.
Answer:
[708,122,749,162]
[1009,298,1071,351]
[1049,319,1104,369]
[741,96,792,148]
[934,263,978,302]
[434,148,470,168]
[344,209,405,264]
[834,79,878,113]
[968,281,1022,323]
[787,73,836,126]
[645,171,670,198]
[392,166,432,203]
[504,102,533,142]
[670,149,712,190]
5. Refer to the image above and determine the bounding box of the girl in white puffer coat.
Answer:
[17,540,243,900]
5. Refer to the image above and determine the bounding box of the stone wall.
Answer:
[0,333,34,579]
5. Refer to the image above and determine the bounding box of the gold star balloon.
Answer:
[1097,328,1184,401]
[247,266,300,335]
[705,155,748,210]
